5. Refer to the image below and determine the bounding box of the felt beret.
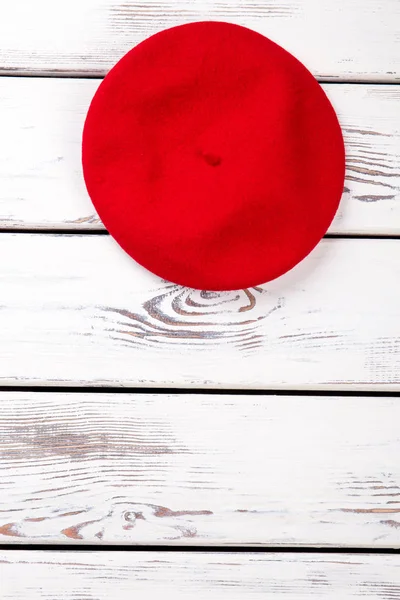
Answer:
[82,21,345,290]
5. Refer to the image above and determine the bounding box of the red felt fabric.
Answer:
[82,21,345,290]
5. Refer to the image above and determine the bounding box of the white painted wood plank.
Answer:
[0,393,399,547]
[0,0,399,80]
[0,78,399,234]
[0,235,399,389]
[1,551,400,599]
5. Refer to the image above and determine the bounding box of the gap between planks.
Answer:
[0,386,399,397]
[1,72,400,84]
[0,544,399,554]
[0,231,400,240]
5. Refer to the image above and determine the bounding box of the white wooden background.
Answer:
[0,79,399,234]
[0,236,399,389]
[0,0,399,597]
[1,393,400,546]
[0,0,399,80]
[1,552,399,599]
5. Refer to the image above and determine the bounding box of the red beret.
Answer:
[82,21,345,290]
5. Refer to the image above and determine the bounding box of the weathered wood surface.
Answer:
[0,392,399,547]
[0,79,399,233]
[0,234,399,389]
[1,551,400,599]
[0,0,399,80]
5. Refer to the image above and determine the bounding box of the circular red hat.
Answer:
[82,21,345,290]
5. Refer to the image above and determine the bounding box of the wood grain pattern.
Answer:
[0,79,399,233]
[1,551,400,599]
[0,234,399,389]
[0,0,399,80]
[1,392,399,547]
[0,0,399,587]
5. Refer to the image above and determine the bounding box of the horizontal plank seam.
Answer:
[0,544,399,554]
[0,229,110,236]
[1,230,400,240]
[0,386,399,397]
[324,234,400,241]
[0,71,400,84]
